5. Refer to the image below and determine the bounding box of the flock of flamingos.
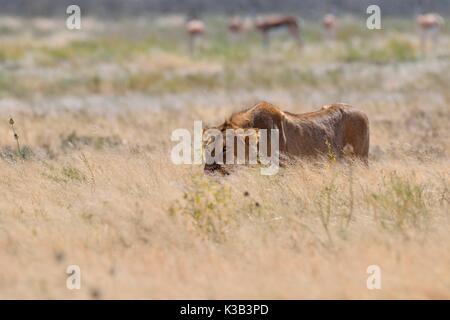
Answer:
[185,12,445,54]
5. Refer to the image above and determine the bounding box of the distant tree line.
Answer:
[0,0,448,18]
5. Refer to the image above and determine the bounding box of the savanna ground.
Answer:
[0,15,449,299]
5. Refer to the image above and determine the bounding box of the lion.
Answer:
[203,101,369,174]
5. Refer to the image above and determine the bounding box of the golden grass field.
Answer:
[0,15,449,299]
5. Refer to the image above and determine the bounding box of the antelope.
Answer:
[254,15,302,48]
[322,14,338,40]
[185,19,205,55]
[416,13,444,54]
[228,17,245,41]
[229,17,244,34]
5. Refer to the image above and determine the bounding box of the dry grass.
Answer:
[0,15,449,299]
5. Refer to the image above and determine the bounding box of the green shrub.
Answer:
[170,175,234,242]
[369,172,428,232]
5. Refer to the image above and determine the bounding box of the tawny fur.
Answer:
[206,101,369,172]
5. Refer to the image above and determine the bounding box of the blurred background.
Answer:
[0,0,449,299]
[0,0,448,111]
[0,0,449,17]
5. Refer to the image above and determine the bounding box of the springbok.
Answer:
[416,13,444,54]
[229,17,244,34]
[185,19,205,55]
[322,14,338,40]
[254,15,302,48]
[228,17,244,41]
